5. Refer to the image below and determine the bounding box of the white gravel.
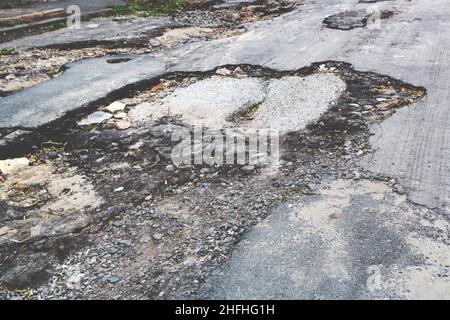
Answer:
[135,73,345,133]
[251,73,346,133]
[138,76,267,129]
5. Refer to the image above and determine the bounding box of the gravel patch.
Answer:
[134,76,266,129]
[251,74,346,133]
[130,73,346,133]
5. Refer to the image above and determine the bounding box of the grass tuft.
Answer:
[110,0,185,16]
[0,48,15,56]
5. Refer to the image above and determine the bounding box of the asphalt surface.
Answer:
[0,16,175,50]
[0,0,449,299]
[26,0,125,13]
[3,0,447,210]
[200,180,447,299]
[0,55,165,128]
[167,0,450,211]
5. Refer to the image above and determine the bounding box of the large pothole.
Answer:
[129,76,267,129]
[323,9,396,30]
[127,72,346,133]
[0,61,426,298]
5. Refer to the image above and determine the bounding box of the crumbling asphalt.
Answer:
[0,0,449,300]
[0,60,430,299]
[0,16,177,50]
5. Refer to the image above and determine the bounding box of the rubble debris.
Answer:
[0,161,103,290]
[77,111,113,126]
[128,102,153,122]
[104,101,126,113]
[375,97,401,110]
[0,252,58,289]
[0,61,426,298]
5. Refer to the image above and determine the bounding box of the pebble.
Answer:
[166,164,175,172]
[104,101,126,113]
[116,119,131,130]
[47,151,59,159]
[77,111,112,126]
[113,221,124,227]
[152,233,164,240]
[0,157,29,175]
[140,235,151,243]
[107,275,120,284]
[241,165,255,172]
[216,67,231,76]
[200,168,210,174]
[394,185,407,195]
[113,112,128,119]
[119,239,132,246]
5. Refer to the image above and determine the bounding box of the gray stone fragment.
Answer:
[107,275,120,284]
[152,233,164,240]
[119,239,132,246]
[77,111,112,126]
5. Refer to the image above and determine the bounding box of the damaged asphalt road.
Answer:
[0,61,433,299]
[0,0,449,300]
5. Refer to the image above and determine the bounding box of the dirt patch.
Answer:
[0,158,103,290]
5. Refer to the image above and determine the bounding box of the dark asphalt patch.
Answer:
[323,9,396,30]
